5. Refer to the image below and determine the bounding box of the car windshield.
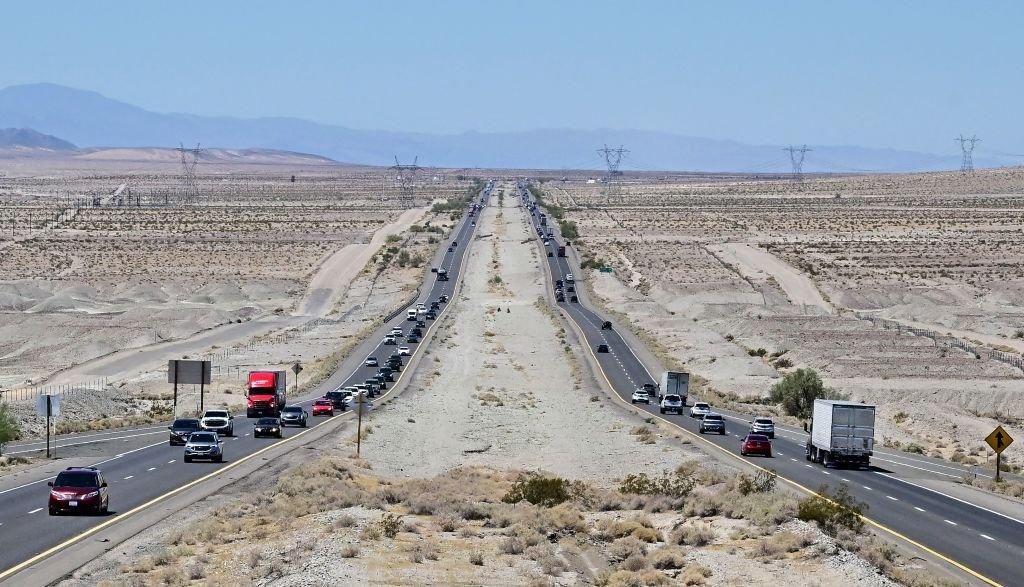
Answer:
[747,435,769,441]
[190,433,217,443]
[205,411,228,418]
[704,414,723,421]
[172,419,200,429]
[257,418,279,425]
[282,407,302,413]
[695,403,709,409]
[665,395,681,402]
[54,471,99,487]
[754,419,773,425]
[315,400,332,405]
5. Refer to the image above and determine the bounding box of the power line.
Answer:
[388,156,420,207]
[783,145,812,181]
[597,144,629,198]
[176,143,203,204]
[956,135,980,174]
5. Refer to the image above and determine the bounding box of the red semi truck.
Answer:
[246,370,287,417]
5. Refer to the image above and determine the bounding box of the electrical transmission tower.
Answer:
[783,145,812,181]
[956,135,980,174]
[176,143,203,204]
[597,144,629,199]
[388,156,420,207]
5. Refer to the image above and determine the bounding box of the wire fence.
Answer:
[855,312,1024,374]
[0,378,110,402]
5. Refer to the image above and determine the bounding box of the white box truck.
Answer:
[805,399,875,468]
[660,371,689,405]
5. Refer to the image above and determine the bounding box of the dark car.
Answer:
[416,319,426,328]
[741,434,773,457]
[555,291,565,302]
[555,280,563,289]
[597,344,609,353]
[570,295,579,303]
[253,417,283,438]
[438,294,448,303]
[425,309,437,320]
[168,418,202,445]
[547,250,553,257]
[567,284,575,292]
[279,405,308,427]
[324,391,350,410]
[410,327,423,337]
[49,467,108,515]
[407,334,421,344]
[378,368,395,382]
[430,302,440,310]
[601,321,612,330]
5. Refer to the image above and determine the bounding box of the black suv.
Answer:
[168,418,202,445]
[377,368,395,382]
[324,391,349,411]
[425,309,437,320]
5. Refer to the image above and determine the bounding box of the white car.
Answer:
[690,402,711,419]
[398,346,411,356]
[199,409,234,437]
[565,273,574,283]
[416,303,426,311]
[364,356,379,367]
[630,390,651,404]
[389,327,404,338]
[659,394,685,415]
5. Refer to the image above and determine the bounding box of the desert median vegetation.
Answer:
[77,454,933,587]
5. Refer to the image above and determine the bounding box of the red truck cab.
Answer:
[247,370,287,418]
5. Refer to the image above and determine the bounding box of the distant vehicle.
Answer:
[555,291,565,302]
[565,273,574,283]
[48,467,109,515]
[431,267,438,273]
[438,294,449,303]
[430,301,441,310]
[452,240,458,247]
[416,303,426,310]
[312,398,335,416]
[365,356,379,367]
[253,417,283,438]
[279,405,308,427]
[547,250,553,257]
[184,431,223,463]
[407,333,421,343]
[168,418,201,445]
[570,294,578,303]
[407,308,418,320]
[689,402,711,418]
[416,319,426,328]
[596,343,609,353]
[200,409,234,437]
[384,336,397,345]
[425,309,437,320]
[389,327,404,338]
[377,368,395,382]
[448,246,454,252]
[806,400,875,468]
[661,372,689,406]
[630,390,651,404]
[555,280,563,289]
[741,434,773,457]
[660,394,685,415]
[557,245,566,257]
[246,370,287,418]
[699,413,726,435]
[438,268,449,281]
[750,417,775,439]
[567,284,575,292]
[323,391,350,411]
[641,382,659,399]
[398,346,411,356]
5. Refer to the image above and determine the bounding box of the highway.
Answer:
[520,183,1024,587]
[0,182,493,578]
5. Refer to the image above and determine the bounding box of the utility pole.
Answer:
[176,143,203,204]
[956,135,980,174]
[783,145,812,181]
[597,144,629,199]
[389,156,420,208]
[356,392,365,457]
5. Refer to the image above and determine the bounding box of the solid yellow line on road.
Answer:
[0,206,480,583]
[557,304,1002,587]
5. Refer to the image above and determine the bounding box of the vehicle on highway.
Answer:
[555,280,563,289]
[699,413,726,435]
[416,302,426,311]
[570,294,578,303]
[430,301,440,310]
[389,327,404,338]
[168,418,202,445]
[661,371,689,406]
[452,240,458,247]
[630,389,651,404]
[324,390,350,410]
[246,370,287,418]
[384,335,397,345]
[596,343,609,353]
[48,467,109,515]
[567,284,575,292]
[750,417,775,438]
[438,294,448,303]
[407,308,418,320]
[279,405,308,427]
[565,273,574,283]
[740,433,773,457]
[425,309,437,320]
[448,245,454,252]
[430,267,438,273]
[410,327,423,337]
[416,319,426,328]
[806,399,875,468]
[365,356,379,367]
[253,417,283,438]
[438,268,449,281]
[407,333,421,343]
[184,431,224,462]
[547,250,553,257]
[660,394,685,415]
[200,409,234,436]
[312,398,335,416]
[378,368,395,382]
[601,321,612,330]
[689,402,711,418]
[398,346,411,356]
[555,290,565,302]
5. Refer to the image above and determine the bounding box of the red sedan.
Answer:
[311,398,335,416]
[740,434,773,457]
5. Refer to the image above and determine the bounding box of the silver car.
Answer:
[184,431,223,463]
[750,417,775,439]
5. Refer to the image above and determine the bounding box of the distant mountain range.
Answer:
[0,127,76,150]
[0,83,1012,172]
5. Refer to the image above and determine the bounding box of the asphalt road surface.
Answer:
[0,182,492,576]
[521,183,1023,587]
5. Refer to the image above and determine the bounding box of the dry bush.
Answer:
[671,523,715,547]
[469,551,485,566]
[435,511,462,532]
[340,544,359,558]
[649,546,686,569]
[608,536,647,562]
[331,513,357,529]
[681,564,713,585]
[599,569,674,586]
[619,554,649,572]
[594,515,661,542]
[500,536,526,555]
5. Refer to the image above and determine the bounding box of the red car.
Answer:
[740,434,773,457]
[312,398,335,416]
[49,466,109,515]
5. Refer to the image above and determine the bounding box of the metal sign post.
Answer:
[356,392,364,458]
[985,425,1014,482]
[292,362,303,395]
[168,360,212,416]
[35,395,61,458]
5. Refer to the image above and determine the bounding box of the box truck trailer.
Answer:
[805,399,875,468]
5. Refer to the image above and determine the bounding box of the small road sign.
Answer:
[985,425,1014,454]
[292,362,303,375]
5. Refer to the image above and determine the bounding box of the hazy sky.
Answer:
[3,1,1022,155]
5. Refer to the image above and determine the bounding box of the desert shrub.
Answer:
[903,443,925,454]
[332,513,357,529]
[671,523,715,546]
[377,513,402,539]
[500,536,526,555]
[599,569,674,587]
[340,544,359,558]
[797,485,866,536]
[649,547,686,569]
[619,554,648,572]
[735,469,777,496]
[502,473,570,507]
[619,468,696,499]
[769,368,847,419]
[469,551,485,566]
[436,511,461,532]
[681,564,713,585]
[608,536,647,562]
[559,219,578,239]
[772,357,794,369]
[0,403,20,454]
[594,515,660,542]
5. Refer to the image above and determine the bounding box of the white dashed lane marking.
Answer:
[167,460,175,464]
[27,508,42,514]
[886,495,898,501]
[147,467,156,471]
[863,486,873,491]
[980,534,994,541]
[124,476,133,480]
[914,506,926,512]
[944,519,958,526]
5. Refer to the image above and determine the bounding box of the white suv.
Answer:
[660,394,684,415]
[200,409,234,437]
[630,389,651,404]
[689,402,711,419]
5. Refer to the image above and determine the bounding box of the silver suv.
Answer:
[750,417,775,439]
[660,394,684,415]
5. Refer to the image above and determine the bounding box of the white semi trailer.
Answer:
[805,399,875,468]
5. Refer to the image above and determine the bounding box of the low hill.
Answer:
[0,127,76,150]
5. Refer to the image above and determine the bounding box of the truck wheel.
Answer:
[822,452,831,468]
[805,448,812,461]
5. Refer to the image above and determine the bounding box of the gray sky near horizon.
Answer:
[2,1,1022,156]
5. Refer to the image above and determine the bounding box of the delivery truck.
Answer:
[805,399,875,468]
[246,370,287,418]
[660,371,689,404]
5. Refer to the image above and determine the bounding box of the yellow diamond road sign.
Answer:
[985,426,1014,454]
